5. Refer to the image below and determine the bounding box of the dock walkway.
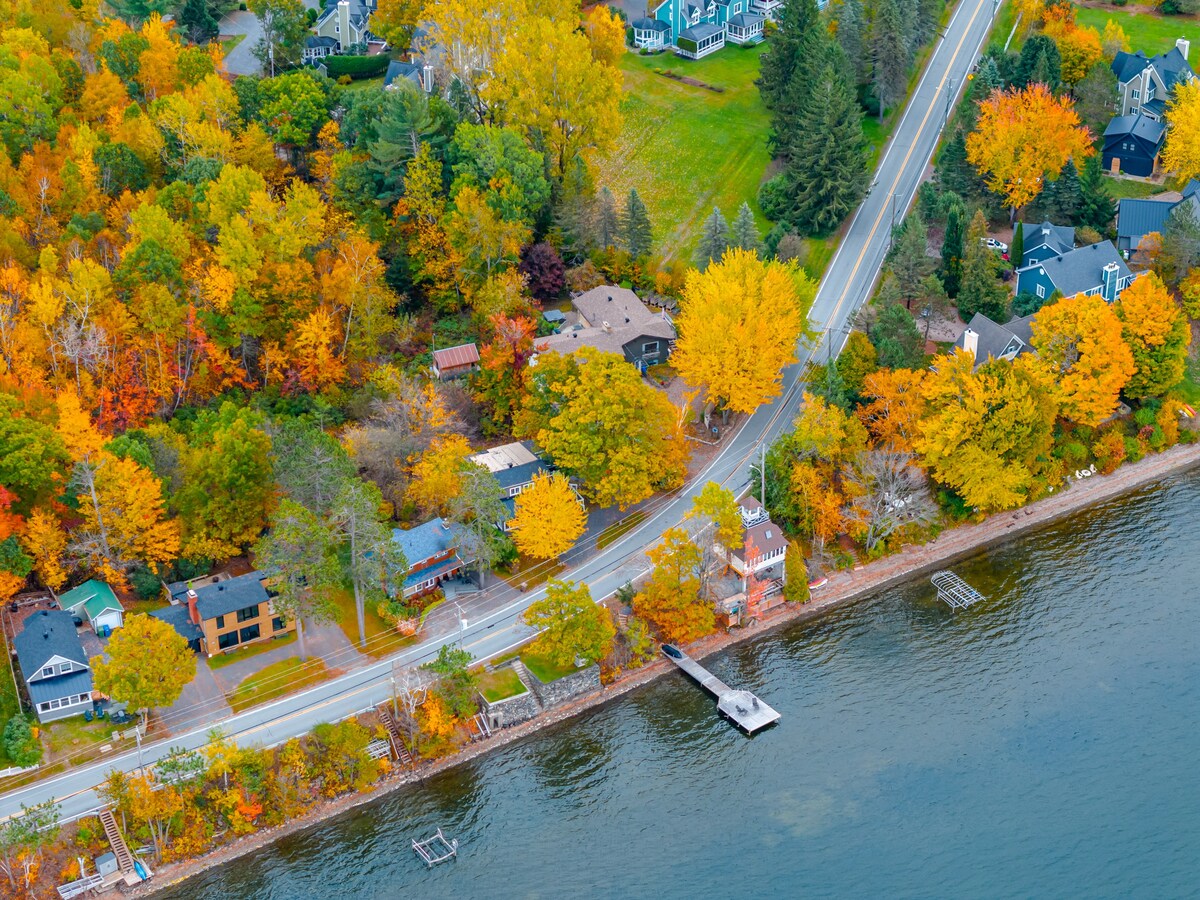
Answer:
[661,645,780,733]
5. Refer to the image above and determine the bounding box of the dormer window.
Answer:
[41,666,54,677]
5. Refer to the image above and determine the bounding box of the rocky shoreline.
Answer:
[130,441,1200,897]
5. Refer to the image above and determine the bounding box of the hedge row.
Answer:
[323,55,391,78]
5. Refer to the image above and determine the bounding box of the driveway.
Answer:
[209,619,362,695]
[218,10,263,77]
[156,658,231,736]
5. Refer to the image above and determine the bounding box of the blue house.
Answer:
[15,610,94,723]
[1116,180,1200,253]
[1014,241,1137,305]
[1017,221,1074,267]
[634,0,765,58]
[1103,114,1166,178]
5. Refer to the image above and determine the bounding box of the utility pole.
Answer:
[759,441,766,506]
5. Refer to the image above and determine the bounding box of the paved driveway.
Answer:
[218,10,263,77]
[156,659,231,736]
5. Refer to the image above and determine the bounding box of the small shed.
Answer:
[58,580,124,633]
[431,343,480,380]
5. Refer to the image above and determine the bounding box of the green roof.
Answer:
[59,579,122,621]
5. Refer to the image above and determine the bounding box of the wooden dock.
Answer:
[661,645,780,733]
[413,828,458,867]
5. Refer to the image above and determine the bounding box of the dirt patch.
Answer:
[657,70,726,92]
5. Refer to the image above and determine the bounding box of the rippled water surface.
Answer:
[165,474,1200,899]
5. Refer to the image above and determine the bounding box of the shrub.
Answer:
[3,715,43,767]
[337,74,352,85]
[322,54,390,79]
[1092,430,1126,474]
[1076,226,1103,246]
[1124,435,1146,462]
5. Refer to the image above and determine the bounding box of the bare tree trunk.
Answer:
[353,577,366,650]
[296,617,307,662]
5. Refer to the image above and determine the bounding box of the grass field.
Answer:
[1075,6,1200,54]
[0,637,19,766]
[595,46,774,264]
[520,650,579,684]
[228,657,329,713]
[330,585,397,658]
[478,668,527,702]
[1106,177,1163,199]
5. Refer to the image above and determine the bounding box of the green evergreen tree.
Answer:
[1077,154,1116,233]
[888,209,933,302]
[596,186,620,250]
[731,202,762,254]
[870,298,926,369]
[695,207,730,269]
[1010,221,1025,269]
[757,0,822,110]
[1041,159,1082,225]
[1013,35,1061,92]
[179,0,220,43]
[781,56,869,236]
[622,189,653,259]
[940,196,965,297]
[957,210,1009,323]
[973,55,1003,97]
[872,0,910,121]
[937,127,983,200]
[834,0,868,84]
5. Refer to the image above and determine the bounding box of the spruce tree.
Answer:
[888,210,933,302]
[1077,155,1116,233]
[179,0,219,43]
[870,298,926,370]
[731,202,763,254]
[757,0,822,110]
[695,207,731,269]
[937,127,982,200]
[1042,160,1081,224]
[957,211,1009,323]
[784,56,869,236]
[596,187,620,251]
[872,0,910,122]
[940,202,965,298]
[1010,221,1025,269]
[1013,35,1061,92]
[834,0,868,84]
[622,189,653,259]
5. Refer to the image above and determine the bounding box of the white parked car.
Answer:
[981,237,1009,253]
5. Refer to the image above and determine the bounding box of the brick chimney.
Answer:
[186,589,200,626]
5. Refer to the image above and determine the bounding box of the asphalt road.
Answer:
[0,0,998,823]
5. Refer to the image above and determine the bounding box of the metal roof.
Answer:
[58,580,122,622]
[14,610,89,677]
[1019,221,1074,257]
[28,670,93,706]
[432,343,480,370]
[1104,114,1165,146]
[1117,197,1175,242]
[679,22,725,41]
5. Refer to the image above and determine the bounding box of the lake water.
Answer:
[164,472,1200,899]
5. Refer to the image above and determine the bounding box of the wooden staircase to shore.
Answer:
[377,704,414,766]
[99,808,135,874]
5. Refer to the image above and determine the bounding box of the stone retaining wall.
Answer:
[480,688,540,729]
[526,663,601,709]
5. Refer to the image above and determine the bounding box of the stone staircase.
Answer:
[99,808,135,874]
[510,658,534,693]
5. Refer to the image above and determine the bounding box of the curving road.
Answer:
[0,0,998,823]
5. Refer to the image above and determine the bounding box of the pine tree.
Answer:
[937,127,982,200]
[1077,154,1116,233]
[1010,221,1025,269]
[179,0,219,43]
[622,189,653,259]
[957,210,1009,323]
[731,202,762,255]
[834,0,867,84]
[888,210,933,302]
[783,57,870,236]
[940,197,964,297]
[1014,35,1061,92]
[596,186,620,250]
[695,207,731,269]
[1042,159,1082,224]
[872,0,910,122]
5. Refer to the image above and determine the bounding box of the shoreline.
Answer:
[130,441,1200,897]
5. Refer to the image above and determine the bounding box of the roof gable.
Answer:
[432,343,479,370]
[1020,220,1074,256]
[14,610,88,676]
[193,571,271,620]
[392,518,459,566]
[1022,241,1131,296]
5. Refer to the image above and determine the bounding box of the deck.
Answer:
[661,645,780,733]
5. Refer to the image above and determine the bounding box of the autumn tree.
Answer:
[423,643,478,719]
[633,527,713,643]
[0,801,60,895]
[843,450,937,551]
[91,614,196,724]
[957,210,1010,323]
[330,478,407,650]
[1054,24,1103,87]
[966,84,1093,216]
[687,481,743,570]
[857,367,928,452]
[1115,273,1190,399]
[372,0,423,52]
[673,249,816,414]
[1162,80,1200,185]
[915,351,1059,511]
[783,541,810,604]
[517,349,689,509]
[406,433,473,517]
[1031,292,1135,424]
[473,314,536,434]
[248,0,308,71]
[523,579,615,667]
[508,473,586,560]
[253,499,340,661]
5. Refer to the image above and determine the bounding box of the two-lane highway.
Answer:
[0,0,999,822]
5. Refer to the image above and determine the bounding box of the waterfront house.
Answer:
[57,580,124,634]
[532,286,676,373]
[160,571,295,658]
[1016,221,1074,268]
[391,518,465,599]
[431,342,480,380]
[14,610,93,723]
[1013,241,1136,305]
[954,312,1036,369]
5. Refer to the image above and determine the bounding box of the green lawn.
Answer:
[502,554,565,591]
[0,638,19,766]
[339,75,385,92]
[228,657,329,713]
[1075,6,1200,55]
[1105,177,1163,200]
[595,510,648,551]
[207,631,297,670]
[520,649,580,684]
[595,46,774,263]
[330,585,398,658]
[478,668,527,702]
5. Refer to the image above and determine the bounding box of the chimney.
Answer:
[1178,38,1190,61]
[601,321,612,333]
[338,0,351,51]
[422,64,434,93]
[1101,262,1120,303]
[963,328,979,359]
[187,589,200,626]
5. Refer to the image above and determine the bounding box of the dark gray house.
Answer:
[1116,181,1200,253]
[1103,114,1166,178]
[1111,42,1194,121]
[954,312,1036,369]
[468,440,583,530]
[14,610,93,723]
[532,286,676,372]
[1014,241,1137,305]
[1017,221,1074,267]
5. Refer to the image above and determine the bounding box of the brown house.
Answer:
[431,343,480,380]
[160,571,295,657]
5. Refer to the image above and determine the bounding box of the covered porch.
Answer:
[676,23,725,59]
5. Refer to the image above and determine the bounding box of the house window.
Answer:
[239,624,261,644]
[78,694,90,703]
[237,604,260,623]
[215,615,225,630]
[643,341,660,355]
[59,663,72,674]
[335,24,340,33]
[38,702,50,712]
[273,617,286,632]
[40,666,54,678]
[218,631,239,650]
[1132,89,1140,100]
[509,486,520,497]
[1036,285,1045,299]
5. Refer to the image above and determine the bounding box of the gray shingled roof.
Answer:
[954,312,1032,365]
[536,286,675,359]
[193,572,271,621]
[1018,241,1131,297]
[679,22,725,41]
[728,12,764,25]
[1019,221,1074,256]
[1111,47,1195,90]
[384,60,423,90]
[392,518,459,565]
[150,604,204,645]
[631,17,670,30]
[14,610,88,677]
[28,670,92,706]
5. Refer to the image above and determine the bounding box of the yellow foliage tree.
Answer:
[1101,20,1130,59]
[857,367,928,451]
[672,249,816,414]
[290,308,346,392]
[633,527,713,644]
[1163,79,1200,185]
[19,508,67,591]
[966,84,1093,213]
[1055,25,1104,87]
[1030,291,1135,424]
[508,472,586,560]
[584,4,626,68]
[1116,272,1191,398]
[406,433,473,516]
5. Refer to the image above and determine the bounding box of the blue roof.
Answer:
[1016,241,1131,296]
[1104,114,1165,147]
[1019,221,1074,255]
[1111,47,1195,90]
[14,610,88,677]
[492,458,548,490]
[384,60,424,90]
[28,670,92,706]
[402,556,462,592]
[543,309,566,323]
[392,518,459,566]
[1117,198,1175,243]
